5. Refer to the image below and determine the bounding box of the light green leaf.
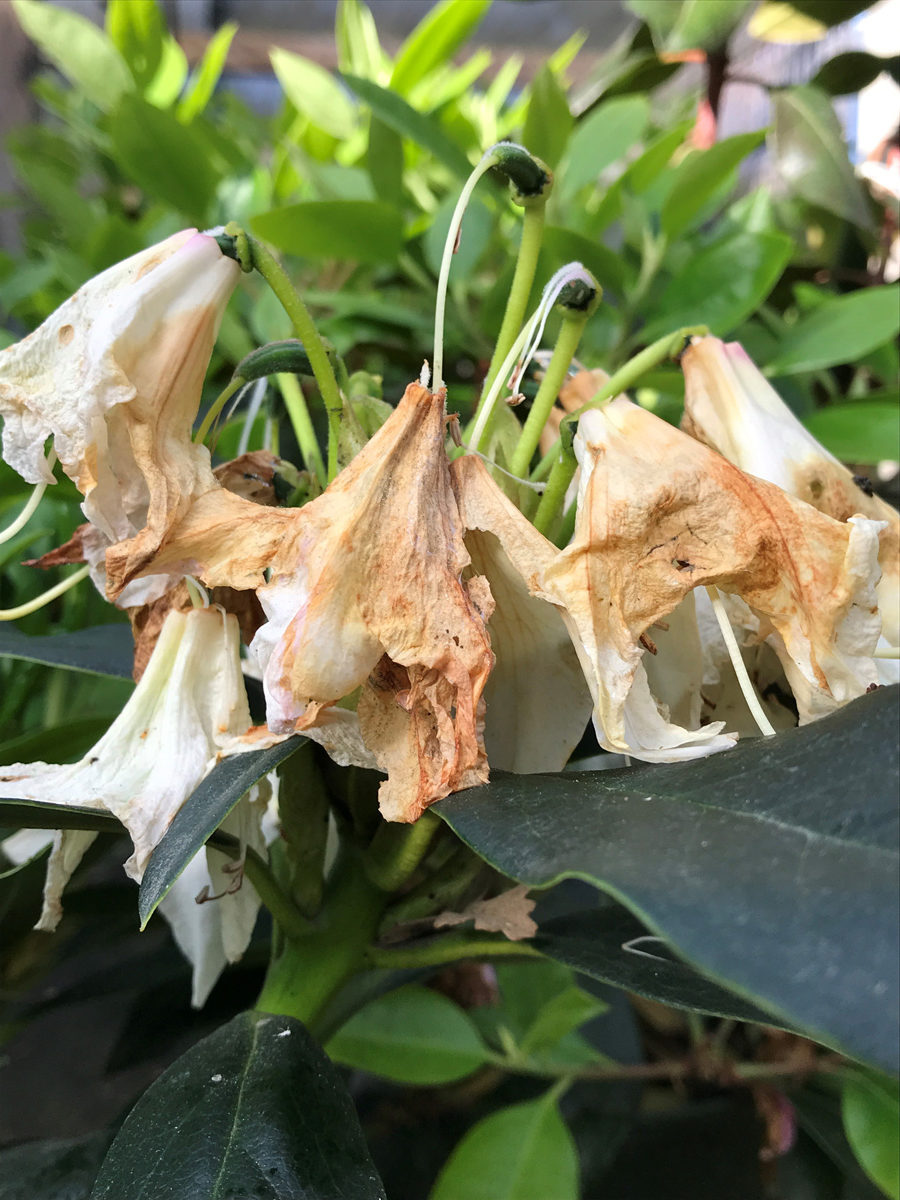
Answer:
[271,47,357,139]
[643,230,792,338]
[177,22,237,122]
[143,34,189,108]
[326,985,490,1084]
[765,285,900,375]
[336,0,384,79]
[522,66,573,173]
[803,401,900,463]
[430,1094,579,1200]
[622,119,694,192]
[390,0,490,97]
[772,85,874,230]
[519,987,607,1056]
[106,0,164,89]
[842,1072,900,1200]
[749,1,828,42]
[109,94,222,219]
[662,130,767,238]
[667,0,753,52]
[252,200,403,264]
[366,117,404,206]
[563,95,650,195]
[424,196,493,279]
[342,74,472,177]
[12,0,132,110]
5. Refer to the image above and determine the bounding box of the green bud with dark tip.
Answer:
[491,141,553,206]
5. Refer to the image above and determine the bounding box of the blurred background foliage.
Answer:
[0,1,898,1196]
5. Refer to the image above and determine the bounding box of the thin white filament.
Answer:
[0,564,90,622]
[237,378,268,457]
[0,449,58,547]
[706,585,776,737]
[432,147,503,392]
[184,576,210,609]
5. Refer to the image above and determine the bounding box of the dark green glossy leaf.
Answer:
[109,95,221,222]
[803,401,900,463]
[429,1093,579,1200]
[390,0,490,96]
[534,905,798,1028]
[0,623,133,678]
[522,65,574,173]
[342,74,472,177]
[91,1010,387,1200]
[0,797,119,833]
[326,984,490,1084]
[812,51,897,96]
[643,230,792,338]
[772,86,874,230]
[662,131,767,239]
[252,200,403,264]
[138,737,305,927]
[787,1,874,27]
[842,1072,900,1199]
[0,1130,111,1200]
[438,687,900,1072]
[765,285,900,375]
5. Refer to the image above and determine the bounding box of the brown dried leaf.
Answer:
[434,884,537,941]
[24,523,88,569]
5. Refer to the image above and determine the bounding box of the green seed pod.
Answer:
[233,339,335,383]
[491,141,553,206]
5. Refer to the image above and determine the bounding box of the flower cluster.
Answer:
[1,231,896,1000]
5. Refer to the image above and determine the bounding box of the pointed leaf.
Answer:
[336,0,385,80]
[12,0,132,110]
[522,66,573,173]
[342,74,472,177]
[390,0,490,97]
[803,400,900,463]
[438,687,900,1072]
[271,47,357,139]
[177,22,238,122]
[106,0,164,89]
[430,1093,579,1200]
[326,984,490,1084]
[812,51,898,96]
[90,1010,387,1200]
[772,85,874,230]
[765,285,900,375]
[562,95,650,195]
[0,623,133,678]
[0,797,120,833]
[139,737,305,926]
[251,201,403,264]
[661,131,767,238]
[842,1072,900,1199]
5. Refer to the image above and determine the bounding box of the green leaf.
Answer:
[803,401,900,463]
[642,230,792,338]
[562,95,650,195]
[106,0,164,90]
[519,987,606,1056]
[252,200,403,264]
[109,94,222,221]
[138,737,305,927]
[765,285,900,375]
[390,0,490,97]
[91,1010,387,1200]
[424,196,493,280]
[0,797,119,834]
[661,131,767,238]
[627,0,752,51]
[438,686,900,1072]
[366,117,404,207]
[535,905,801,1027]
[842,1072,900,1199]
[540,225,629,296]
[143,34,189,108]
[0,718,112,767]
[430,1093,579,1200]
[812,51,897,96]
[326,984,490,1084]
[785,0,873,27]
[522,65,573,172]
[177,22,238,123]
[622,119,694,192]
[0,1131,111,1200]
[0,624,133,679]
[342,74,472,177]
[271,47,357,139]
[772,85,874,230]
[336,0,385,79]
[12,0,133,111]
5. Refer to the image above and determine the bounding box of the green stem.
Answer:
[508,312,587,480]
[532,445,577,537]
[256,848,389,1030]
[363,811,440,893]
[194,376,245,445]
[243,233,344,481]
[242,847,312,943]
[277,373,327,486]
[366,932,542,971]
[481,203,546,405]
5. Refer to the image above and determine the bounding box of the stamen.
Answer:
[705,585,776,737]
[236,378,267,457]
[432,146,504,391]
[0,450,57,547]
[0,564,90,621]
[184,576,210,609]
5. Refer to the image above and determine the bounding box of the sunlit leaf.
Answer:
[12,0,132,110]
[390,0,490,97]
[765,285,900,375]
[177,22,238,122]
[271,47,357,139]
[252,200,403,264]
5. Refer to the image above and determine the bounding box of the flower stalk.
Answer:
[0,564,90,621]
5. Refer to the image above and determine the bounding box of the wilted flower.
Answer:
[681,336,900,650]
[0,230,239,602]
[539,398,884,756]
